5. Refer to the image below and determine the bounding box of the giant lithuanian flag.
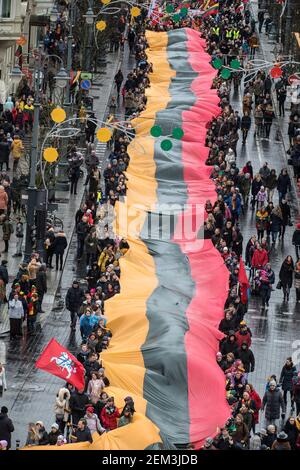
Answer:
[26,28,230,450]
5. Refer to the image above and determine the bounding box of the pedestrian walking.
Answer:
[279,256,294,302]
[52,230,67,271]
[13,217,24,257]
[114,69,124,98]
[2,216,14,253]
[262,380,286,428]
[35,265,47,313]
[65,280,84,330]
[0,363,7,397]
[279,358,297,409]
[277,169,291,203]
[294,261,300,303]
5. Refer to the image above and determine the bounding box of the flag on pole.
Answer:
[238,257,250,304]
[202,2,219,18]
[35,338,85,390]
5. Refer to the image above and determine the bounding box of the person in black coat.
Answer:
[35,265,47,313]
[0,138,10,171]
[86,262,101,290]
[241,112,251,144]
[284,417,299,449]
[238,342,255,373]
[219,311,236,335]
[69,390,90,426]
[52,231,68,271]
[0,406,14,449]
[279,357,297,406]
[279,199,291,239]
[277,169,291,203]
[292,224,300,260]
[279,256,294,301]
[65,280,85,330]
[220,331,239,357]
[71,418,93,443]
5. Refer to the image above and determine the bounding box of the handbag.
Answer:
[276,280,282,290]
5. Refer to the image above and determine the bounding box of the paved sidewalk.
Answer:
[0,47,124,447]
[250,0,300,218]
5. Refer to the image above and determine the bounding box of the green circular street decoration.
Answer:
[161,139,173,151]
[230,59,241,70]
[180,7,188,17]
[212,58,223,70]
[150,125,162,137]
[221,68,231,79]
[173,13,181,22]
[172,127,184,139]
[166,4,174,13]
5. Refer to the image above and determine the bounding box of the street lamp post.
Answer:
[10,46,69,260]
[24,46,43,261]
[285,0,292,55]
[83,2,96,72]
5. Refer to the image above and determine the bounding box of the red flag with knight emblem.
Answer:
[35,338,85,390]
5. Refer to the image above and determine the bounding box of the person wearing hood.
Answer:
[10,135,24,171]
[271,431,291,450]
[3,97,14,112]
[48,423,60,445]
[262,380,286,427]
[279,357,297,408]
[279,255,294,302]
[79,309,98,340]
[235,321,252,348]
[52,230,68,271]
[238,342,255,375]
[54,386,71,434]
[120,396,135,417]
[0,406,14,449]
[220,331,239,357]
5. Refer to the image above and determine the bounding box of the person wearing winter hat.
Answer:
[48,423,60,445]
[292,223,300,260]
[84,407,105,435]
[262,380,286,428]
[271,431,291,450]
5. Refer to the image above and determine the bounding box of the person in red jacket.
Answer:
[251,243,269,270]
[235,321,252,348]
[100,397,120,431]
[245,383,262,431]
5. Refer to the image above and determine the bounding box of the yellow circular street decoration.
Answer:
[96,20,106,31]
[44,147,59,163]
[51,107,66,123]
[131,6,141,17]
[97,127,112,142]
[101,0,110,4]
